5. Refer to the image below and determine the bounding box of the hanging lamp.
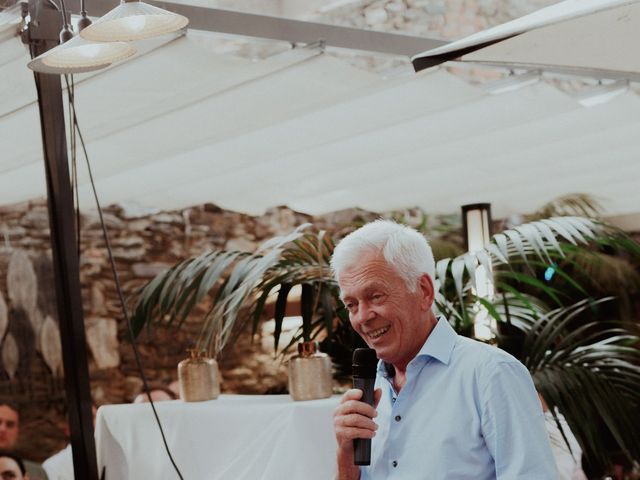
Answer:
[79,0,188,42]
[28,35,136,74]
[27,0,136,74]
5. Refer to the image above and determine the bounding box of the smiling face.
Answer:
[338,250,436,371]
[0,456,25,480]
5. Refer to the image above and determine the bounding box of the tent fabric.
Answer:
[412,0,640,79]
[1,7,640,219]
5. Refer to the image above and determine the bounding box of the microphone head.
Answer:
[352,348,378,378]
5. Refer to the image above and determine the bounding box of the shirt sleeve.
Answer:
[479,358,559,480]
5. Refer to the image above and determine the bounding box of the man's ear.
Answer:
[418,273,435,311]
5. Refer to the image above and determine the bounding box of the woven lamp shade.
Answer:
[80,1,188,42]
[28,36,136,74]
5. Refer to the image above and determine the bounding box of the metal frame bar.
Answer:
[61,0,447,56]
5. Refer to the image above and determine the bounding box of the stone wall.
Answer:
[0,200,385,461]
[314,0,559,36]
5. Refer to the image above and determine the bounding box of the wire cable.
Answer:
[63,75,185,480]
[65,74,81,257]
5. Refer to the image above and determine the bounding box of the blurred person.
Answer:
[330,220,558,480]
[539,394,587,480]
[133,385,177,404]
[0,405,46,480]
[0,450,29,480]
[0,405,18,451]
[40,444,70,480]
[42,405,97,480]
[168,380,180,399]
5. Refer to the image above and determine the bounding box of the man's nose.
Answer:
[355,302,375,324]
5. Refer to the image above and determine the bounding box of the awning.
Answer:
[412,0,640,80]
[1,6,640,219]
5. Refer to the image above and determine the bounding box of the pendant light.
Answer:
[27,0,136,74]
[80,0,188,42]
[28,35,135,74]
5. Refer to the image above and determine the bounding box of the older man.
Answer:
[331,220,558,480]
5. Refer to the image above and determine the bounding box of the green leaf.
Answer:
[301,283,314,342]
[273,283,292,352]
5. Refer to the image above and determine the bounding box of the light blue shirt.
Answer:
[361,317,558,480]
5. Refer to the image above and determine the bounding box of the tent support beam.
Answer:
[59,0,448,56]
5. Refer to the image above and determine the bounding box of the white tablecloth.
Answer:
[95,395,340,480]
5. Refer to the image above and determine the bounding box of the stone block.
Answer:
[111,247,146,261]
[20,209,50,229]
[86,317,120,369]
[224,237,257,253]
[131,262,171,278]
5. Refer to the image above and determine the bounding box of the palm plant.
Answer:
[131,215,640,472]
[131,224,337,356]
[521,193,640,321]
[523,299,639,466]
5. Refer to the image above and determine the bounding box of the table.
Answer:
[95,395,340,480]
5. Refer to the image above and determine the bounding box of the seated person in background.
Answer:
[168,380,180,399]
[42,405,97,480]
[0,404,47,480]
[539,394,587,480]
[0,404,19,452]
[41,445,70,480]
[133,384,177,404]
[0,450,29,480]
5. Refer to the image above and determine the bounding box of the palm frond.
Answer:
[435,217,606,302]
[130,223,312,354]
[511,298,640,468]
[530,193,604,220]
[561,244,640,296]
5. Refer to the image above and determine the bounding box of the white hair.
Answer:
[331,220,435,292]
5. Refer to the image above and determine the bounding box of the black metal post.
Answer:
[28,2,99,479]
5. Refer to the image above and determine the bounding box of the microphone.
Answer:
[352,348,378,466]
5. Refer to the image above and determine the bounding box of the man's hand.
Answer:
[333,388,382,480]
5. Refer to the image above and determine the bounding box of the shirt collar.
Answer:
[415,316,457,365]
[377,316,457,377]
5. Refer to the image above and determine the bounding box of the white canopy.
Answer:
[1,4,640,219]
[412,0,640,80]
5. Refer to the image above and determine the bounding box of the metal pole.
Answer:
[28,2,99,478]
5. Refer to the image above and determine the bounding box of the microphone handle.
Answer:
[353,376,375,466]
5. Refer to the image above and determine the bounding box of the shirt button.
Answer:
[395,415,401,422]
[392,460,398,468]
[391,397,396,404]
